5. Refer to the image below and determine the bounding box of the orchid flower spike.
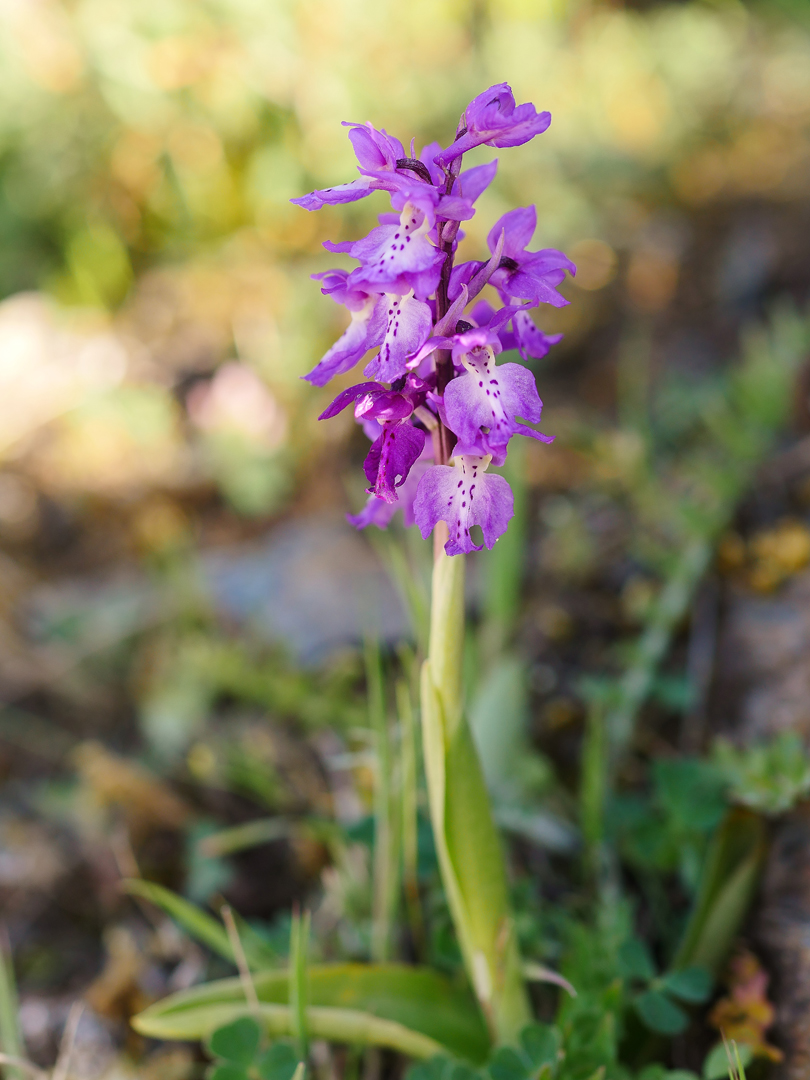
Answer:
[292,87,575,556]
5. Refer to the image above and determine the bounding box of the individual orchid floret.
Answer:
[414,454,514,555]
[349,452,431,530]
[291,122,409,211]
[434,83,551,167]
[304,272,382,387]
[486,207,576,307]
[364,421,426,503]
[442,329,553,461]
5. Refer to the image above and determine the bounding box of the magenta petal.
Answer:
[414,455,514,555]
[457,159,498,203]
[304,296,383,386]
[291,177,375,211]
[319,382,382,420]
[364,422,427,503]
[487,206,537,258]
[511,310,562,361]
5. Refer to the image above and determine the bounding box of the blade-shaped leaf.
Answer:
[123,879,277,969]
[133,964,490,1064]
[673,809,766,976]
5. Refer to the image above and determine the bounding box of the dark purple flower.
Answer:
[486,207,576,307]
[348,453,431,530]
[434,83,551,167]
[414,454,514,555]
[365,422,427,503]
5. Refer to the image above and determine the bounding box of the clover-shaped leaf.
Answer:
[258,1042,300,1080]
[488,1046,529,1080]
[635,990,689,1035]
[619,938,656,983]
[519,1023,560,1071]
[209,1017,262,1066]
[661,967,712,1004]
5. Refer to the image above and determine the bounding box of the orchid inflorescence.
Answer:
[293,83,575,556]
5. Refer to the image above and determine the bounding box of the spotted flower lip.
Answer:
[434,83,551,167]
[413,454,514,555]
[293,88,571,554]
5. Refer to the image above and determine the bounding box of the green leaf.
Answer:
[133,964,489,1062]
[488,1047,529,1080]
[257,1042,299,1080]
[405,1056,453,1080]
[122,879,277,969]
[673,809,767,975]
[449,1065,481,1080]
[635,991,689,1035]
[702,1042,752,1080]
[661,967,711,1004]
[618,939,656,982]
[209,1066,249,1080]
[209,1017,261,1066]
[519,1024,560,1069]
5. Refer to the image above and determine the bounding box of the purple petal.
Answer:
[434,84,551,166]
[346,122,404,171]
[348,455,430,531]
[414,455,514,555]
[457,159,498,203]
[364,422,427,502]
[304,296,383,386]
[347,199,445,294]
[418,141,446,187]
[319,381,382,420]
[363,294,433,382]
[291,176,375,211]
[511,310,562,361]
[487,206,536,257]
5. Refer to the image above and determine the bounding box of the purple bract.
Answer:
[293,84,574,555]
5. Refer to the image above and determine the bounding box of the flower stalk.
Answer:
[420,539,530,1043]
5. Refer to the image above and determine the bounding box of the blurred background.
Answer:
[1,0,810,1075]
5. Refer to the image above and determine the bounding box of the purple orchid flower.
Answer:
[486,207,576,307]
[319,375,430,502]
[434,83,551,167]
[349,451,431,530]
[442,327,553,463]
[341,189,446,298]
[294,87,572,555]
[291,122,409,211]
[414,454,514,555]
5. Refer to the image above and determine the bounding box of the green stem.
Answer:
[420,543,530,1044]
